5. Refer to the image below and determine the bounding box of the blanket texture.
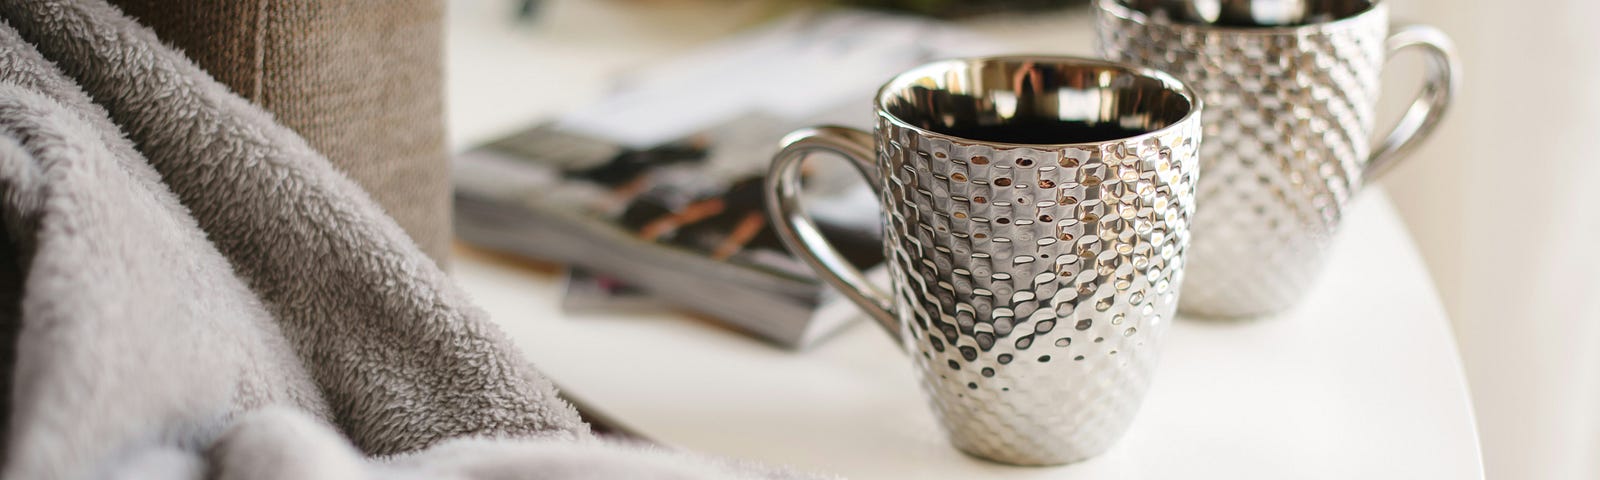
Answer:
[0,1,824,478]
[106,0,454,265]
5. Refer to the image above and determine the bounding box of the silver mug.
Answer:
[765,56,1202,465]
[1096,0,1460,317]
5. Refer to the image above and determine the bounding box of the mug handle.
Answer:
[764,126,900,339]
[1363,24,1462,182]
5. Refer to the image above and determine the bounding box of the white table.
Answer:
[448,2,1483,478]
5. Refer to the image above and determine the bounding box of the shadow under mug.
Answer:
[765,56,1202,465]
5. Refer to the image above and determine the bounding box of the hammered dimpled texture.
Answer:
[1096,2,1388,317]
[875,115,1200,465]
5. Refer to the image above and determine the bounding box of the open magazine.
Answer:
[453,10,1001,348]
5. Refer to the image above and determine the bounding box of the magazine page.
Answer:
[454,9,1005,347]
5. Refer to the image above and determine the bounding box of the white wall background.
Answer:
[1381,1,1600,478]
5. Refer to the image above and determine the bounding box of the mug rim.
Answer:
[1095,0,1386,36]
[872,55,1203,150]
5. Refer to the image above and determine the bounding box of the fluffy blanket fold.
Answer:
[0,1,822,478]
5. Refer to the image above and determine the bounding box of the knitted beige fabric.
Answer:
[108,0,453,264]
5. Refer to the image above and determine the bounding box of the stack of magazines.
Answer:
[452,10,1000,348]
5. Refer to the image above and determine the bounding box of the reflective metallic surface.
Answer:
[1127,0,1367,26]
[1096,0,1458,318]
[767,56,1202,465]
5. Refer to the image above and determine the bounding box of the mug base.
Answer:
[947,434,1114,467]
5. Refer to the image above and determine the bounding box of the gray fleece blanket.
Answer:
[0,1,822,478]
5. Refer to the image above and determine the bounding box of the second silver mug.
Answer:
[1097,0,1460,317]
[766,56,1202,465]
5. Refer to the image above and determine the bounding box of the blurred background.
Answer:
[1379,1,1600,478]
[448,1,1600,478]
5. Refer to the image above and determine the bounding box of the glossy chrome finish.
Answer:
[1096,0,1459,318]
[1128,0,1361,26]
[1367,24,1458,181]
[766,56,1203,465]
[768,126,899,336]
